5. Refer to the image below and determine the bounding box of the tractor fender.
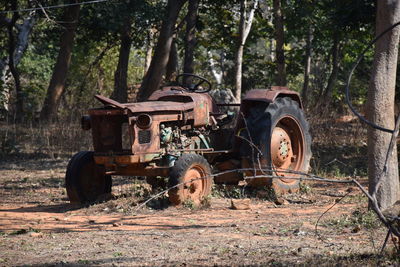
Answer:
[241,87,303,109]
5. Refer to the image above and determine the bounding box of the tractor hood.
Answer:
[94,94,195,114]
[124,101,195,113]
[93,88,217,127]
[94,87,219,117]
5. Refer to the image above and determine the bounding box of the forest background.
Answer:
[0,0,377,123]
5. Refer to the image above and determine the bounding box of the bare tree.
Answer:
[183,0,199,75]
[367,0,400,210]
[1,3,35,118]
[301,26,313,107]
[137,0,187,102]
[144,28,155,73]
[40,1,80,121]
[7,3,23,119]
[165,38,178,82]
[273,0,286,86]
[323,31,341,105]
[111,18,132,103]
[234,0,258,101]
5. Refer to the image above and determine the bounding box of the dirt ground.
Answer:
[0,156,398,266]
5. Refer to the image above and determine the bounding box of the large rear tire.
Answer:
[65,151,112,204]
[168,154,212,206]
[244,97,312,194]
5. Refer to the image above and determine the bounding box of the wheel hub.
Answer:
[271,127,293,168]
[183,167,204,204]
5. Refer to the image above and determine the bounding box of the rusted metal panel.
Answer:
[88,108,124,116]
[148,87,219,126]
[132,122,160,155]
[91,115,126,153]
[94,155,140,165]
[190,94,211,126]
[147,86,192,101]
[94,94,195,114]
[213,159,242,184]
[243,87,302,108]
[95,94,126,109]
[97,160,170,177]
[94,153,162,165]
[125,101,194,113]
[116,165,170,177]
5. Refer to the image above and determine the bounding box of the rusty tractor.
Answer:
[65,73,311,206]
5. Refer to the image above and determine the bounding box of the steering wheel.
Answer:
[176,73,212,93]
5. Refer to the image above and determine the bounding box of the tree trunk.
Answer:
[111,18,132,103]
[235,0,246,101]
[144,28,155,74]
[235,44,244,101]
[165,38,178,82]
[301,26,313,107]
[367,0,400,210]
[323,31,340,105]
[273,0,286,86]
[7,3,23,120]
[183,0,199,75]
[137,0,187,102]
[234,0,258,101]
[14,14,35,65]
[40,1,80,122]
[0,12,35,113]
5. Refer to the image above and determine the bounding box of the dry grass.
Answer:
[0,110,371,178]
[0,120,92,159]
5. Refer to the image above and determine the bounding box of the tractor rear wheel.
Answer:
[168,154,212,206]
[245,97,311,194]
[65,151,112,204]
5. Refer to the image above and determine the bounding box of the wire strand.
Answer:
[345,21,400,133]
[0,0,114,14]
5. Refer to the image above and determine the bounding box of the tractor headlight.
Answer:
[136,114,152,129]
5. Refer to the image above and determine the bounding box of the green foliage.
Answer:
[182,198,196,209]
[212,184,244,199]
[19,47,54,117]
[0,0,379,119]
[326,209,381,230]
[299,183,313,195]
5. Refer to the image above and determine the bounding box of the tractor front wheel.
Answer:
[65,151,112,204]
[168,154,212,206]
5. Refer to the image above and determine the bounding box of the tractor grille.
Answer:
[138,130,151,144]
[90,114,133,154]
[121,123,131,150]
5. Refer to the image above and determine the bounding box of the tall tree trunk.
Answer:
[137,0,187,102]
[234,0,258,101]
[273,0,286,86]
[7,2,23,120]
[323,31,340,105]
[367,0,400,210]
[165,38,178,82]
[111,18,132,103]
[144,28,155,73]
[0,12,35,113]
[301,26,313,107]
[235,1,246,101]
[183,0,199,75]
[40,1,80,122]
